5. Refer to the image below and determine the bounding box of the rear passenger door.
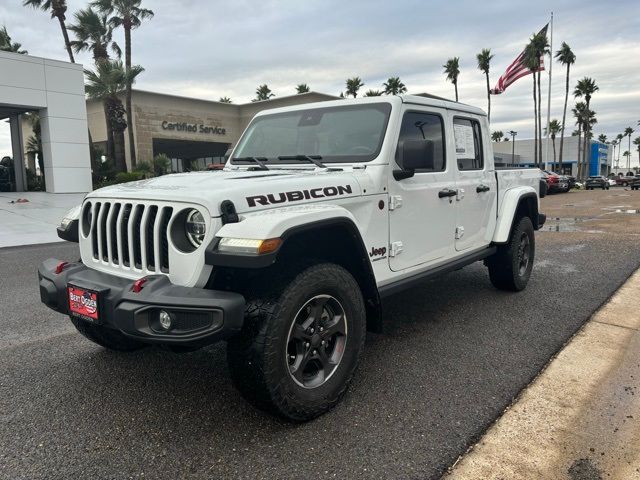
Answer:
[451,116,497,252]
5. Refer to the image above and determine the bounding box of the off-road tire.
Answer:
[226,263,366,422]
[487,216,535,292]
[70,316,147,351]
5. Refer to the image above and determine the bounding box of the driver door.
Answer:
[388,107,457,272]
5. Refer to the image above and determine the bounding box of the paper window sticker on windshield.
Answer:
[454,123,476,159]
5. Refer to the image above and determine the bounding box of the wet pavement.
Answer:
[446,268,640,480]
[1,188,640,479]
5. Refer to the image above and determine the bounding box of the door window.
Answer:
[453,118,483,171]
[396,112,445,171]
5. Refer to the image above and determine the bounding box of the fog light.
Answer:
[158,310,173,331]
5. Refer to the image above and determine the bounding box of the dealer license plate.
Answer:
[67,285,100,322]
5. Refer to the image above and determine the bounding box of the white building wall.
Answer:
[0,51,92,193]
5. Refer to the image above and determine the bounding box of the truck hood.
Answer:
[87,169,363,216]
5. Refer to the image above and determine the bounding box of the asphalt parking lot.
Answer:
[1,189,640,480]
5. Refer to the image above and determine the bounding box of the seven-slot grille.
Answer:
[87,201,174,273]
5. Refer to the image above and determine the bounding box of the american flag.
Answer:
[490,24,549,95]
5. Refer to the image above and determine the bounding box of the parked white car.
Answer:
[40,96,546,421]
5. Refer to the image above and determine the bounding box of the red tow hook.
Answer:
[132,277,148,293]
[54,261,69,274]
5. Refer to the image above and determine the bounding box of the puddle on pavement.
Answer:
[542,217,603,233]
[614,209,640,214]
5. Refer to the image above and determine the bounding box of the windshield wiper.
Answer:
[233,156,269,170]
[277,155,326,168]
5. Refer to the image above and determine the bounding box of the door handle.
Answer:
[476,184,490,193]
[438,188,457,198]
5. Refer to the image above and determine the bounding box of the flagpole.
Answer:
[545,12,553,170]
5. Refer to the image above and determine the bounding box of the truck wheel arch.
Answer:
[207,217,382,333]
[492,189,541,244]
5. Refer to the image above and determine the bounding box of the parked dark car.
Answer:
[565,175,577,189]
[585,176,610,190]
[630,175,640,190]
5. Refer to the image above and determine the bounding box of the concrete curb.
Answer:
[445,269,640,479]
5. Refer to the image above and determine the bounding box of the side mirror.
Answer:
[393,140,435,180]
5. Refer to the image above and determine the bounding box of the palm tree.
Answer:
[545,119,562,172]
[383,76,407,95]
[617,133,624,168]
[524,43,539,167]
[68,7,117,63]
[624,127,634,167]
[572,102,587,178]
[296,84,310,94]
[219,96,232,103]
[574,77,599,177]
[84,59,143,173]
[633,137,640,167]
[598,134,607,143]
[23,0,74,62]
[364,89,383,97]
[0,26,28,53]
[443,57,460,101]
[92,0,154,169]
[345,77,364,98]
[476,49,493,121]
[491,131,504,142]
[526,32,549,166]
[254,84,275,101]
[68,7,117,163]
[555,42,575,170]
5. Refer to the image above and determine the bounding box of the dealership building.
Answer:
[492,137,611,176]
[86,90,339,173]
[1,49,339,193]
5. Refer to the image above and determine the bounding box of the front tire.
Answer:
[227,263,366,421]
[487,216,535,292]
[70,316,147,351]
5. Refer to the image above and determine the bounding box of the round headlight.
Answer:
[185,209,206,247]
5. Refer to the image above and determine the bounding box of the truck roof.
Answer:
[252,94,487,118]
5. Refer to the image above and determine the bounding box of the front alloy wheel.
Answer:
[286,295,347,389]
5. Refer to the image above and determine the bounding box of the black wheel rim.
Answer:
[286,295,347,389]
[517,232,531,277]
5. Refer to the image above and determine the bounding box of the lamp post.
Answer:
[509,130,517,165]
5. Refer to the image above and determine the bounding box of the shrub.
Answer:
[115,171,145,184]
[153,154,171,176]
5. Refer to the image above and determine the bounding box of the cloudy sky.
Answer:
[1,0,639,165]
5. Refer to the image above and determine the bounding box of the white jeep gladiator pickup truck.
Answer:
[39,95,545,421]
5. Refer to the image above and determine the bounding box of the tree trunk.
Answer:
[125,25,136,170]
[537,70,543,168]
[113,128,126,173]
[558,64,570,169]
[56,14,75,63]
[552,137,556,172]
[532,75,538,167]
[576,127,582,179]
[103,102,115,162]
[454,82,458,102]
[485,72,490,123]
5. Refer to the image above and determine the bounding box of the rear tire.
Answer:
[70,316,147,351]
[487,216,535,292]
[227,263,366,422]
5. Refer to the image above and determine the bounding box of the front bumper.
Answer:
[38,259,245,347]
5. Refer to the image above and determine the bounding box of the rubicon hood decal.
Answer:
[246,185,353,207]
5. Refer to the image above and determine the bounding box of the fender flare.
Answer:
[205,204,365,269]
[492,187,538,244]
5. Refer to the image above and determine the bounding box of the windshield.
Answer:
[231,103,392,164]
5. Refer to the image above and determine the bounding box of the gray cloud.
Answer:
[1,0,639,166]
